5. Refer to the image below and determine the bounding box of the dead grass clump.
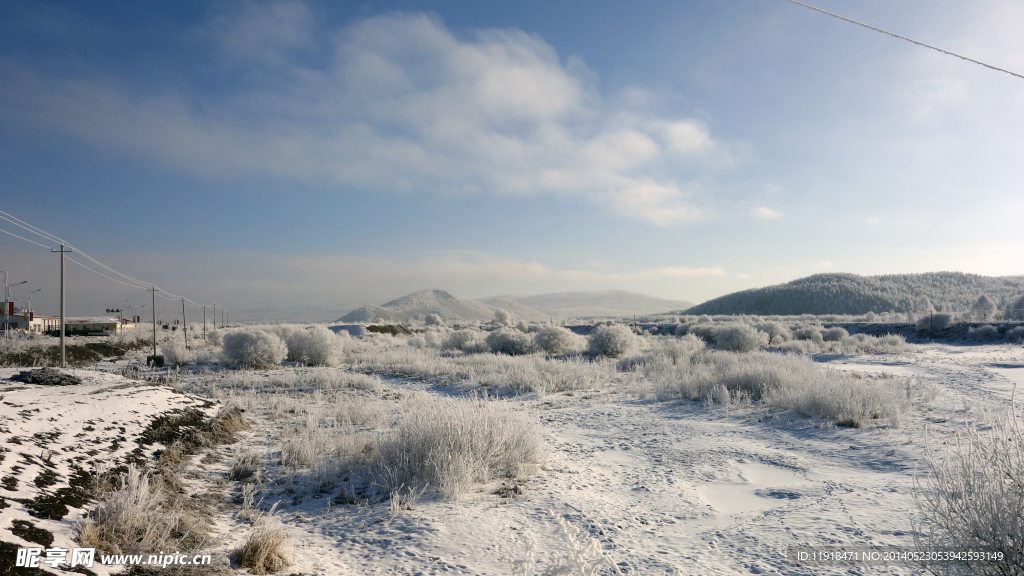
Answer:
[228,450,263,482]
[209,406,251,443]
[234,505,292,575]
[76,464,180,555]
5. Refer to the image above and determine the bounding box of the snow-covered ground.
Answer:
[2,341,1022,575]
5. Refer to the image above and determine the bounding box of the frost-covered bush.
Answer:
[588,324,641,357]
[673,323,690,337]
[916,313,955,333]
[793,327,824,343]
[533,326,585,355]
[967,325,1002,342]
[778,333,913,355]
[486,328,533,356]
[424,313,442,326]
[1004,326,1024,343]
[222,329,288,369]
[821,327,849,342]
[407,337,426,349]
[208,330,224,347]
[626,345,910,425]
[161,337,194,367]
[285,325,345,366]
[914,410,1024,575]
[714,325,769,352]
[516,320,529,333]
[442,330,488,353]
[372,395,544,500]
[756,321,792,345]
[492,309,512,325]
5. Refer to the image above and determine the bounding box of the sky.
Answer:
[2,0,1023,321]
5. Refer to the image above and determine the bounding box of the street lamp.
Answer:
[127,300,146,323]
[1,271,28,339]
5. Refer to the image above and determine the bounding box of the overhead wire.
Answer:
[1,209,218,309]
[782,0,1024,81]
[0,227,54,250]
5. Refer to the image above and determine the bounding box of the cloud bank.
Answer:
[1,4,735,224]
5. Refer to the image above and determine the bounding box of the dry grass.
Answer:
[234,504,292,574]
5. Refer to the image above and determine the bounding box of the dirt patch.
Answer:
[9,519,53,548]
[9,368,83,386]
[367,324,413,336]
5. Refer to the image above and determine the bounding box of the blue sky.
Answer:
[2,0,1023,319]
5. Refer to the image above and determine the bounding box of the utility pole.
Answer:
[181,297,188,349]
[203,305,206,340]
[149,286,159,358]
[49,244,73,367]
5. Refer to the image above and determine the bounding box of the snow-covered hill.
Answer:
[685,272,1024,316]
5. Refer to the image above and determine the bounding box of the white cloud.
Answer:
[0,7,735,225]
[753,206,784,220]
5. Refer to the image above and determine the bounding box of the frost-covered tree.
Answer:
[971,295,998,321]
[492,309,512,326]
[1005,295,1024,321]
[424,313,443,326]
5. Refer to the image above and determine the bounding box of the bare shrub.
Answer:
[222,329,288,369]
[588,324,641,357]
[533,326,585,355]
[914,407,1024,575]
[486,328,533,356]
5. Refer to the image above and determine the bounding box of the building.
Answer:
[1,309,135,335]
[1,308,59,334]
[62,317,136,335]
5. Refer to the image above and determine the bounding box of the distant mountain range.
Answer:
[683,272,1024,316]
[337,289,694,323]
[482,290,694,319]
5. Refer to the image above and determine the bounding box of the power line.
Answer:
[0,227,53,250]
[1,209,219,310]
[782,0,1024,81]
